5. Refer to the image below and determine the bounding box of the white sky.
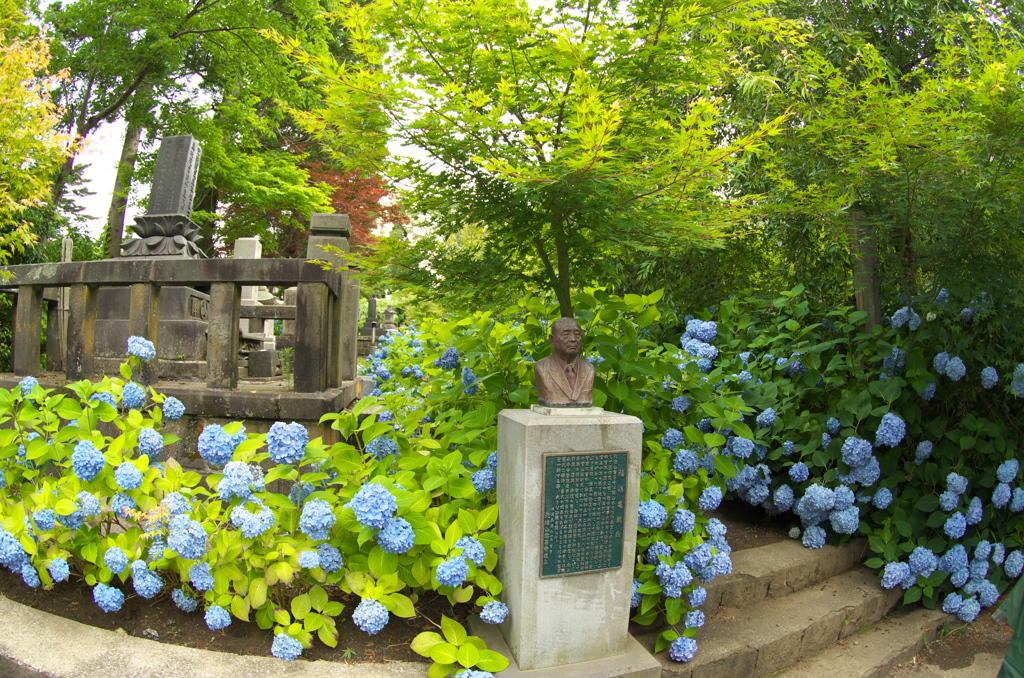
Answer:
[76,118,145,238]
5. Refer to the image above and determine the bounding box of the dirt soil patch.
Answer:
[0,566,469,664]
[893,607,1013,674]
[706,499,792,552]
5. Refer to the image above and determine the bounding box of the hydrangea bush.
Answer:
[672,285,1024,620]
[0,338,509,675]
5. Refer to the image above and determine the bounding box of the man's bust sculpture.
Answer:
[534,316,595,407]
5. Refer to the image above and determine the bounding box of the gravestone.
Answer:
[121,135,206,258]
[475,407,661,677]
[360,297,378,337]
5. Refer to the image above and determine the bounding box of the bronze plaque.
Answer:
[541,451,627,578]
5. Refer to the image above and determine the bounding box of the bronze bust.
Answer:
[534,317,595,407]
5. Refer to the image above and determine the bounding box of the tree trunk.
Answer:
[848,209,882,333]
[106,121,143,258]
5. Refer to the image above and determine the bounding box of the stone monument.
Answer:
[473,317,661,677]
[120,135,205,258]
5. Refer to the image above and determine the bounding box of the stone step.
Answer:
[703,537,868,612]
[771,606,952,678]
[641,566,902,678]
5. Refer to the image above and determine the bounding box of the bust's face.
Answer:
[550,320,582,360]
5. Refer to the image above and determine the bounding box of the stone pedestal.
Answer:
[495,408,659,677]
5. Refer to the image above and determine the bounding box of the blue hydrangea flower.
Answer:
[114,462,143,490]
[958,598,981,622]
[993,544,1007,566]
[829,506,859,535]
[1006,551,1024,578]
[945,513,967,539]
[669,636,698,663]
[630,580,642,608]
[671,396,691,413]
[672,508,696,534]
[934,352,950,373]
[297,550,320,569]
[774,485,795,512]
[802,525,826,549]
[689,587,707,607]
[104,547,128,573]
[162,396,185,421]
[131,560,163,598]
[943,593,964,614]
[229,503,275,539]
[352,598,389,635]
[881,561,910,589]
[317,544,343,573]
[729,437,754,459]
[121,382,145,410]
[172,588,198,613]
[661,428,683,450]
[783,441,795,455]
[939,545,968,574]
[909,547,938,576]
[891,307,910,328]
[271,633,303,661]
[48,557,70,582]
[686,318,717,343]
[72,440,105,481]
[637,500,667,529]
[789,462,809,483]
[347,484,396,529]
[20,562,40,588]
[1013,489,1024,513]
[190,562,214,591]
[699,486,722,511]
[111,493,136,518]
[454,536,485,566]
[90,391,117,408]
[832,486,855,511]
[472,469,496,493]
[168,515,207,560]
[966,497,984,525]
[981,366,998,389]
[919,382,937,400]
[366,435,399,460]
[32,509,55,531]
[461,367,479,395]
[944,356,966,381]
[913,441,933,465]
[127,336,156,362]
[978,580,1000,607]
[685,610,705,628]
[161,492,191,515]
[998,460,1020,484]
[436,556,470,587]
[137,428,163,456]
[480,600,508,624]
[873,488,893,510]
[486,451,498,473]
[434,347,460,370]
[93,583,124,613]
[378,517,416,555]
[267,421,307,465]
[756,409,776,428]
[19,376,39,397]
[994,483,1012,509]
[821,433,832,449]
[647,541,672,564]
[198,425,235,467]
[706,518,727,537]
[946,473,968,495]
[875,413,906,447]
[298,499,335,540]
[673,449,699,475]
[205,605,232,630]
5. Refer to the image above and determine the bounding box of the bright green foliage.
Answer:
[286,0,803,316]
[0,0,72,264]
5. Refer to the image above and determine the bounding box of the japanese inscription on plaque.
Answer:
[541,451,627,578]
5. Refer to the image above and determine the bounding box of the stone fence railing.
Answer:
[1,257,359,394]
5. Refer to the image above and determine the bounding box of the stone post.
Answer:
[481,407,661,677]
[305,213,353,388]
[234,238,263,335]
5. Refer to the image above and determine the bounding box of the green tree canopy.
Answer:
[288,0,803,316]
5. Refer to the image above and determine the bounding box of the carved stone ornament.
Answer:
[121,214,207,258]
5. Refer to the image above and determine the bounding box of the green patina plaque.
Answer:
[541,451,628,578]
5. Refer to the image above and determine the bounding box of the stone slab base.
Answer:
[469,616,662,678]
